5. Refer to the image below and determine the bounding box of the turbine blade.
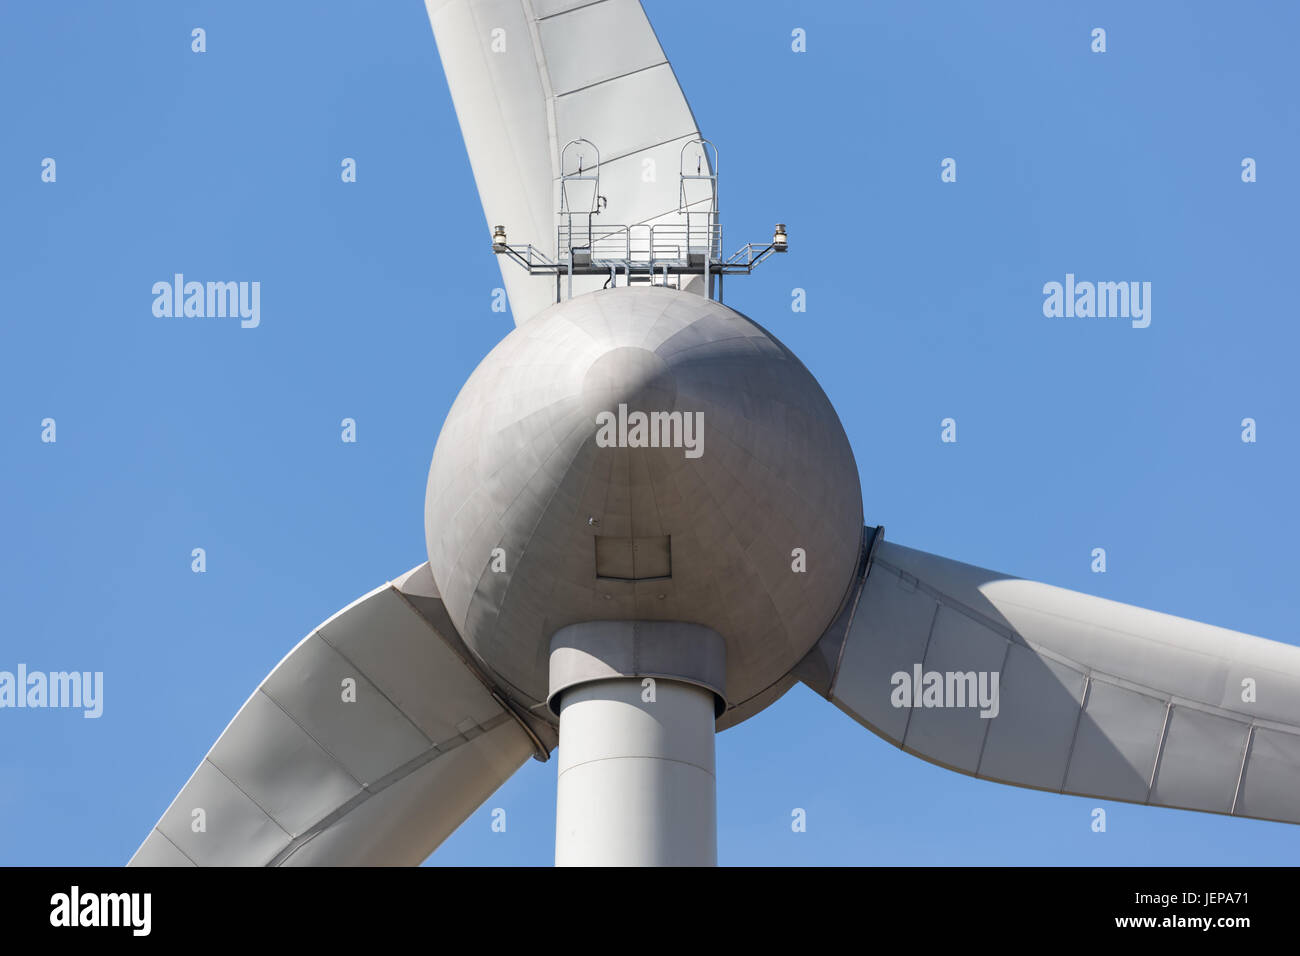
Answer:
[424,0,708,324]
[799,530,1300,825]
[128,564,554,866]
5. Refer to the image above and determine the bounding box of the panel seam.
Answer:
[557,752,715,778]
[388,586,553,760]
[1146,700,1174,802]
[1229,724,1256,816]
[974,639,1012,777]
[304,627,439,749]
[553,60,669,99]
[267,712,518,866]
[898,601,941,751]
[537,0,612,21]
[1059,674,1093,793]
[203,756,294,843]
[150,827,200,867]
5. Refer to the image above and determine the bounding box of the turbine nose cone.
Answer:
[425,287,862,721]
[579,347,677,422]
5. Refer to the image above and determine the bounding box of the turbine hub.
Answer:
[425,287,862,719]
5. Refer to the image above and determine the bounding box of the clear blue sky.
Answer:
[2,0,1297,865]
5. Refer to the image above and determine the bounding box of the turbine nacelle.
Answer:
[423,287,864,720]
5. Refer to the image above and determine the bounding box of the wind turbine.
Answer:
[130,0,1300,867]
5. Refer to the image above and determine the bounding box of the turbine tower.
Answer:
[129,0,1300,867]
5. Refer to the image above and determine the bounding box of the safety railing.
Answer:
[557,222,722,267]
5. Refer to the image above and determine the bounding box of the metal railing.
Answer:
[557,222,722,267]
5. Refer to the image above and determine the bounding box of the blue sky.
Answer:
[2,0,1297,865]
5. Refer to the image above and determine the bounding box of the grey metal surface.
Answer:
[555,676,717,866]
[804,537,1300,824]
[425,286,863,724]
[547,620,728,715]
[424,0,708,324]
[128,564,543,866]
